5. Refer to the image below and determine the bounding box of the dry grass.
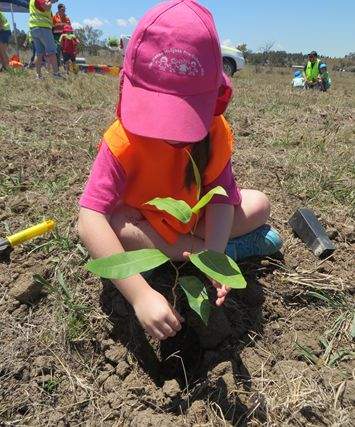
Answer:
[0,66,354,426]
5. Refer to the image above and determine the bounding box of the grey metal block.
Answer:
[289,208,335,258]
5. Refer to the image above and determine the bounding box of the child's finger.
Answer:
[167,314,182,332]
[215,296,225,306]
[183,251,191,259]
[161,323,177,338]
[171,308,185,325]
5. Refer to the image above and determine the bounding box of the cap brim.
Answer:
[121,75,218,143]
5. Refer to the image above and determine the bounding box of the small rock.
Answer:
[343,225,355,243]
[22,369,30,382]
[187,400,208,424]
[162,379,180,398]
[97,371,110,385]
[116,361,130,378]
[101,339,115,351]
[33,356,54,376]
[103,363,115,372]
[7,299,21,313]
[105,345,126,365]
[327,228,338,240]
[211,361,231,377]
[103,375,121,392]
[9,273,47,304]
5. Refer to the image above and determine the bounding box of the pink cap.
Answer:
[63,25,73,33]
[120,0,223,143]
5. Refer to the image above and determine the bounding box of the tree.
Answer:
[75,25,104,55]
[9,29,27,48]
[236,43,248,53]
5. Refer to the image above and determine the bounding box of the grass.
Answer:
[0,64,354,425]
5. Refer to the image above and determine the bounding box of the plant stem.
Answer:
[170,261,180,309]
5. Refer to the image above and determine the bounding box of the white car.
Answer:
[119,35,245,76]
[221,45,245,76]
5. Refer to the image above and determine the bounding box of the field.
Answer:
[0,65,354,426]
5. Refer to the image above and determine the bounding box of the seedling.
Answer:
[85,155,246,325]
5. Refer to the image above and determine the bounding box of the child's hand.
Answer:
[210,280,231,306]
[133,288,184,341]
[183,251,231,306]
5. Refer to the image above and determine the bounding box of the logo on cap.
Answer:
[149,48,205,77]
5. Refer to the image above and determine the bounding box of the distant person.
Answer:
[292,70,305,89]
[318,63,331,92]
[0,11,11,70]
[53,3,71,67]
[60,25,78,74]
[29,0,62,79]
[304,51,321,89]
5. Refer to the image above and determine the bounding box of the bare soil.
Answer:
[0,67,354,426]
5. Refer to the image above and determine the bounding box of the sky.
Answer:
[4,0,355,57]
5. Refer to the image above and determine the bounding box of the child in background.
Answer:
[59,25,78,73]
[318,63,331,91]
[78,0,283,342]
[292,70,305,89]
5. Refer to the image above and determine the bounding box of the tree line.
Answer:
[9,28,355,69]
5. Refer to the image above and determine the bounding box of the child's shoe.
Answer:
[226,225,283,261]
[53,72,65,79]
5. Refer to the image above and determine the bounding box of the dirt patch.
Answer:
[0,68,354,425]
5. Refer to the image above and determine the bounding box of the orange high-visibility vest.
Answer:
[103,116,234,244]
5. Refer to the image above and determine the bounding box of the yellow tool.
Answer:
[0,220,56,253]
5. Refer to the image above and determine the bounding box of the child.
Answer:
[78,0,283,342]
[318,63,331,92]
[59,25,78,73]
[292,70,305,89]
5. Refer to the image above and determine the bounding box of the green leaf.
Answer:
[185,150,201,199]
[189,250,247,288]
[295,341,319,365]
[179,276,211,325]
[351,312,355,339]
[145,197,193,223]
[86,249,169,280]
[192,186,227,214]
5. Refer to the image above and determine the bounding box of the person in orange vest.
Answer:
[9,54,24,68]
[52,3,71,67]
[78,0,282,342]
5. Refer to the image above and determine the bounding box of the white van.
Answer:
[119,35,245,77]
